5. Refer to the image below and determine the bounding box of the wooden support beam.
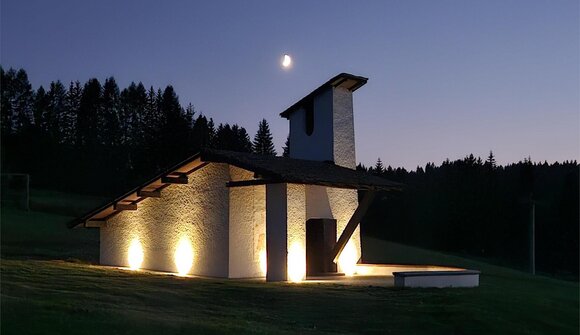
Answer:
[161,173,188,184]
[114,202,137,211]
[184,161,208,175]
[331,190,376,263]
[137,189,161,198]
[226,179,283,188]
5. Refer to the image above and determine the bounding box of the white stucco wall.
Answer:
[287,184,307,280]
[100,163,231,277]
[288,86,356,169]
[99,167,358,280]
[306,185,360,272]
[265,183,358,281]
[228,166,266,278]
[305,185,333,219]
[327,187,360,270]
[332,86,356,169]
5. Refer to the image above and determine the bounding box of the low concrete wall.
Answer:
[356,264,463,276]
[394,270,481,288]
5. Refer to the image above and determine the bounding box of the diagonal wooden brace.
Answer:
[331,190,376,263]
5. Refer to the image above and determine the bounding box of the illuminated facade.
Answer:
[72,73,400,281]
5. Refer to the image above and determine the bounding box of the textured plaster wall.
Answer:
[287,184,306,253]
[306,185,360,270]
[332,86,356,169]
[305,185,333,219]
[288,86,355,169]
[265,183,307,281]
[100,163,230,277]
[286,83,359,276]
[99,163,358,280]
[228,166,266,278]
[327,187,360,270]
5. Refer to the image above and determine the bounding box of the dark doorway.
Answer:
[306,218,337,276]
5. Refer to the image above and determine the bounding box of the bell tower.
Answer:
[280,73,367,169]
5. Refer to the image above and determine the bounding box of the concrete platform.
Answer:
[393,270,480,288]
[304,275,394,287]
[356,264,463,276]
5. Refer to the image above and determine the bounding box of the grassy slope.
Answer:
[1,191,578,335]
[1,189,102,261]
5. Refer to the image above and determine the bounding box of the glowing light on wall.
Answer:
[338,240,357,276]
[259,249,267,276]
[128,238,144,270]
[174,237,194,276]
[287,242,305,282]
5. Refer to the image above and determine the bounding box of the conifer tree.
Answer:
[184,103,195,128]
[213,123,251,152]
[119,82,147,146]
[47,81,67,143]
[214,123,230,150]
[374,158,384,174]
[158,85,189,165]
[76,78,102,147]
[33,86,49,133]
[142,86,160,136]
[13,69,34,132]
[0,68,34,134]
[0,66,9,134]
[485,151,497,169]
[192,114,212,149]
[63,81,82,144]
[282,135,290,157]
[252,119,276,156]
[101,77,121,146]
[231,124,252,152]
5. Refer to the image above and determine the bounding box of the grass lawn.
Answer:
[1,191,578,334]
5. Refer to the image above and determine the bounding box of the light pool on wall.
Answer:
[128,238,144,270]
[287,242,306,282]
[174,237,194,276]
[259,249,267,276]
[338,240,358,276]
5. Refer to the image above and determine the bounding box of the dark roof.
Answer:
[70,149,401,229]
[280,73,368,119]
[201,149,401,190]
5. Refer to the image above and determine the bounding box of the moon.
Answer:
[282,54,292,68]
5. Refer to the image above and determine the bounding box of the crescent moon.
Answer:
[282,54,292,68]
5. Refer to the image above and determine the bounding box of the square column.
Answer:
[265,183,288,281]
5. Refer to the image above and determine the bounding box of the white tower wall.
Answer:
[288,86,356,169]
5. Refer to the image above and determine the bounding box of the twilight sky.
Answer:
[1,0,578,169]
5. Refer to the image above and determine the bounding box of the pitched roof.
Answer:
[201,149,401,190]
[279,73,368,119]
[70,149,401,228]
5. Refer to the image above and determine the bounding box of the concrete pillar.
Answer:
[265,183,288,281]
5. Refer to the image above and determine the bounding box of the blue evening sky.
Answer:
[1,0,578,169]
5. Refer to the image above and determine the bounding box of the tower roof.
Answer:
[279,73,368,119]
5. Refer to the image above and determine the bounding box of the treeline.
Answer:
[359,154,579,279]
[2,67,577,278]
[1,67,277,195]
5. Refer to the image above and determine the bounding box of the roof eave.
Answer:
[280,73,368,119]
